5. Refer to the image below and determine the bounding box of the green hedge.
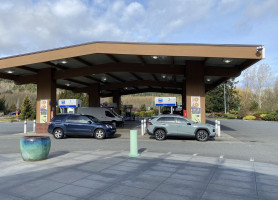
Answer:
[263,111,278,121]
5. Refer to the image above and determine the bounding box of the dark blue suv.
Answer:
[48,114,116,139]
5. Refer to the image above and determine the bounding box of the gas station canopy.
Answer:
[0,41,264,97]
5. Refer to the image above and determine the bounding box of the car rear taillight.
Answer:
[48,122,52,126]
[147,122,152,125]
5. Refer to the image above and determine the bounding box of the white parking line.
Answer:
[250,157,254,162]
[219,155,224,159]
[193,153,198,156]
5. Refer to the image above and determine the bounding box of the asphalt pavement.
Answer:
[0,119,278,164]
[0,121,33,135]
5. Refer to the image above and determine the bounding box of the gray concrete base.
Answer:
[1,150,278,199]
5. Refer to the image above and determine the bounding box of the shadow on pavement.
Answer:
[0,151,276,199]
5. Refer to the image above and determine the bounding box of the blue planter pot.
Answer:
[20,136,51,161]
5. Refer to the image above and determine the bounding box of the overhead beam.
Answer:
[205,66,241,77]
[152,74,159,81]
[101,88,183,97]
[137,55,146,64]
[45,62,67,70]
[73,57,93,67]
[101,80,183,90]
[106,73,125,82]
[54,63,185,80]
[64,78,90,86]
[18,66,39,73]
[130,72,143,80]
[14,74,38,85]
[0,72,16,80]
[106,54,120,63]
[85,75,105,84]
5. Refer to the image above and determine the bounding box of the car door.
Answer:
[176,117,196,136]
[64,115,80,135]
[76,115,94,136]
[157,117,178,135]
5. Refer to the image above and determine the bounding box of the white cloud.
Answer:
[0,0,277,60]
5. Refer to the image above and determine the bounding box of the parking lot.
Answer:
[0,119,278,164]
[1,118,278,199]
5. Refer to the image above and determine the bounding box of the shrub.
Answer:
[229,109,238,115]
[146,110,154,117]
[243,115,256,120]
[139,111,145,117]
[263,112,278,121]
[213,112,223,118]
[224,114,237,119]
[260,114,267,119]
[134,111,140,117]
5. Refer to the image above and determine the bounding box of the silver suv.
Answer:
[147,115,216,141]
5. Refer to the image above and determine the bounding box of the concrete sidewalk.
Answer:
[1,150,278,200]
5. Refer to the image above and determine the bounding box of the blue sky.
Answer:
[0,0,278,84]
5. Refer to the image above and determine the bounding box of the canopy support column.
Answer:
[186,61,206,123]
[89,83,100,107]
[36,68,56,133]
[113,91,121,114]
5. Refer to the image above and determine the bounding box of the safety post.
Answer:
[141,120,144,136]
[129,130,139,157]
[33,120,36,133]
[24,120,27,134]
[143,118,146,134]
[215,120,218,136]
[217,120,221,137]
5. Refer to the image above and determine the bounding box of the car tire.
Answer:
[53,128,64,139]
[94,129,106,139]
[196,130,209,142]
[155,129,166,140]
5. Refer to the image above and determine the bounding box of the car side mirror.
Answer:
[187,123,191,125]
[87,121,92,124]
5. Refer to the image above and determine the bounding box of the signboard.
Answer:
[191,96,201,123]
[40,99,48,123]
[155,97,176,106]
[58,99,81,108]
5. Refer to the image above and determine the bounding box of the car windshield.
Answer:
[110,109,119,117]
[87,115,100,123]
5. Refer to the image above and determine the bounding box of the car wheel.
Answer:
[53,128,64,139]
[112,121,117,127]
[155,129,166,140]
[94,129,105,139]
[196,130,209,142]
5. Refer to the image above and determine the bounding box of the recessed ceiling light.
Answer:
[124,87,128,90]
[60,59,67,64]
[65,83,71,87]
[152,56,158,59]
[6,70,14,74]
[206,78,211,82]
[223,58,233,63]
[101,76,107,82]
[161,74,166,79]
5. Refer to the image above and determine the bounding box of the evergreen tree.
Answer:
[140,104,146,111]
[20,96,33,120]
[0,96,6,112]
[206,79,240,113]
[9,104,17,112]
